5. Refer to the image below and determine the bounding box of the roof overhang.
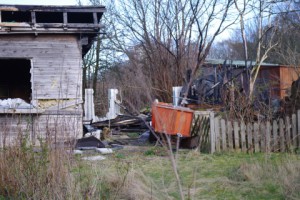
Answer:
[0,4,106,56]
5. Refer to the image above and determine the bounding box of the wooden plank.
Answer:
[247,123,253,153]
[285,116,291,149]
[31,11,36,24]
[209,112,215,153]
[266,121,271,153]
[279,118,285,152]
[292,114,297,148]
[260,123,266,152]
[215,117,220,152]
[93,12,98,24]
[273,120,278,152]
[227,121,233,150]
[241,121,246,152]
[0,5,105,13]
[221,119,226,151]
[63,12,68,24]
[233,121,240,150]
[253,123,260,153]
[297,110,300,149]
[0,113,82,147]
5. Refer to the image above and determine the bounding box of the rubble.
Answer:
[91,114,149,132]
[75,136,106,149]
[0,98,33,109]
[82,155,106,161]
[95,148,113,154]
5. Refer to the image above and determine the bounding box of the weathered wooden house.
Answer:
[0,4,105,146]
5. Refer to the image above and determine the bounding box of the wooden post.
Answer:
[234,121,240,150]
[221,119,226,151]
[297,110,300,149]
[254,123,259,153]
[273,120,278,152]
[266,121,271,153]
[260,123,266,152]
[292,114,297,148]
[31,12,36,30]
[247,123,253,153]
[93,12,98,25]
[215,117,220,152]
[285,116,291,149]
[227,121,233,150]
[241,121,246,152]
[209,112,215,153]
[279,118,285,152]
[63,12,68,29]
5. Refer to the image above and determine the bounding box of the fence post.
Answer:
[266,121,271,153]
[215,117,220,152]
[210,112,215,153]
[272,120,278,152]
[297,110,300,149]
[234,121,240,150]
[279,118,285,152]
[221,119,227,151]
[292,114,297,148]
[241,122,246,152]
[253,123,259,152]
[247,123,253,153]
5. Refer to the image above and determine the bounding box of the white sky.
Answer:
[0,0,89,6]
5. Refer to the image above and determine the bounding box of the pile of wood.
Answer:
[91,115,150,132]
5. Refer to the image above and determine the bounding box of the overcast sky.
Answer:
[0,0,90,6]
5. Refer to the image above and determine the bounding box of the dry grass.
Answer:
[0,140,78,200]
[0,136,299,200]
[236,158,300,199]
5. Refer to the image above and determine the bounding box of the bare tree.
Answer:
[248,0,279,98]
[86,1,236,199]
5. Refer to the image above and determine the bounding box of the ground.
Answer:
[74,140,300,200]
[0,133,299,200]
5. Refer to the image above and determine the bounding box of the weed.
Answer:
[144,147,168,156]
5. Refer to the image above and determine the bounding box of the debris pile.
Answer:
[0,98,33,109]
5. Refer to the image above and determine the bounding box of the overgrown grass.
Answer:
[0,141,299,199]
[0,140,77,199]
[81,149,300,200]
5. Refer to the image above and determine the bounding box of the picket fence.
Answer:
[207,111,300,153]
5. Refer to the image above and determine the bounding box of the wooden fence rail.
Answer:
[209,110,300,153]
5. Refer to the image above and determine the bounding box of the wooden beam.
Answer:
[31,11,36,30]
[63,12,68,30]
[93,12,98,25]
[0,5,106,13]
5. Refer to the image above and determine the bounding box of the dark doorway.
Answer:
[0,59,32,103]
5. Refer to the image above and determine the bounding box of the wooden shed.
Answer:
[0,4,105,146]
[258,65,300,99]
[203,59,300,100]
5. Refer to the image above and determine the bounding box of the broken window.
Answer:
[68,12,94,23]
[0,59,32,103]
[36,12,63,23]
[1,11,31,23]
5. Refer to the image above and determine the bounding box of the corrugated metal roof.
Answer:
[204,59,280,68]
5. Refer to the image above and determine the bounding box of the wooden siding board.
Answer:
[0,114,82,147]
[0,35,82,100]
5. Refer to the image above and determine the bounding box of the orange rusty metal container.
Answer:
[152,102,194,137]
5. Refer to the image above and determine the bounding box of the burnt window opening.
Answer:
[36,12,63,23]
[97,12,102,22]
[0,59,31,103]
[68,12,94,23]
[1,11,31,23]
